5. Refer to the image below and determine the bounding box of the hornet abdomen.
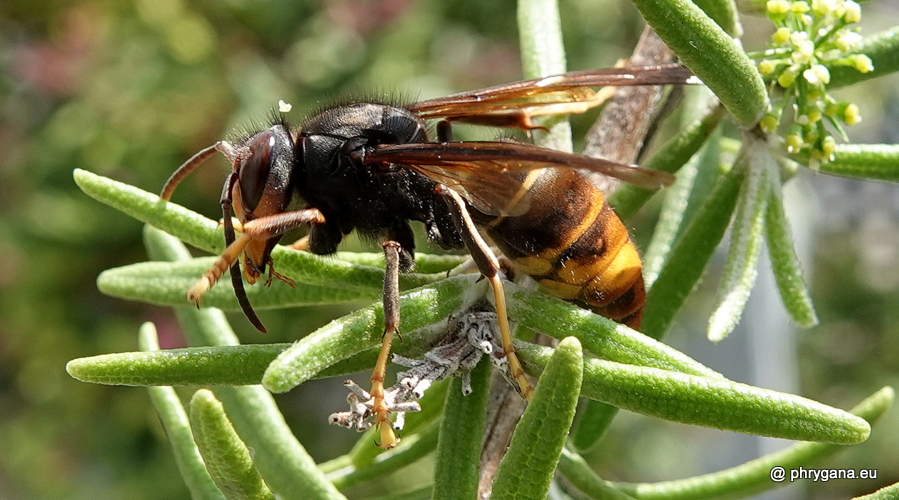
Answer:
[474,168,645,329]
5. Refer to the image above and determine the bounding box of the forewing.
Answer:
[409,64,696,126]
[365,142,674,216]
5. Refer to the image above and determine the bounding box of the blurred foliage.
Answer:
[1,0,898,499]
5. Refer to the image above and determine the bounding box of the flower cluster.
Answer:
[755,0,873,166]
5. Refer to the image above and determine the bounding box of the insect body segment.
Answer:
[160,64,692,448]
[474,168,645,328]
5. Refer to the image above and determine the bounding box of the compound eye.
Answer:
[238,130,275,213]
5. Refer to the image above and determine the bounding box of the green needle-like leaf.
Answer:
[518,344,871,444]
[643,125,724,288]
[691,0,739,35]
[765,175,818,328]
[557,448,639,500]
[517,0,572,152]
[142,224,345,500]
[328,423,441,491]
[75,168,223,252]
[367,486,434,500]
[97,259,378,310]
[828,28,899,88]
[707,137,773,341]
[585,115,722,445]
[189,390,275,500]
[505,281,721,378]
[269,247,447,292]
[432,359,491,500]
[607,387,893,499]
[570,400,620,454]
[332,252,465,274]
[263,275,485,393]
[642,163,704,290]
[854,481,899,500]
[66,344,290,387]
[138,324,227,500]
[627,0,769,127]
[518,0,566,79]
[560,388,893,500]
[815,144,899,183]
[642,149,748,340]
[213,386,346,500]
[609,103,726,220]
[66,337,469,389]
[68,331,477,390]
[492,337,584,500]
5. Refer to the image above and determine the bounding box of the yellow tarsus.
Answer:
[371,327,400,449]
[187,233,253,304]
[489,275,534,399]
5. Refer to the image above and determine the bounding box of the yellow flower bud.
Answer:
[814,64,830,84]
[812,0,835,15]
[778,69,797,87]
[804,129,820,144]
[758,60,778,75]
[760,114,780,133]
[802,69,819,85]
[789,31,809,45]
[772,27,792,45]
[803,65,830,85]
[821,136,836,157]
[767,0,791,14]
[843,103,861,125]
[785,133,804,153]
[851,54,874,73]
[843,0,861,22]
[791,40,815,65]
[835,31,863,53]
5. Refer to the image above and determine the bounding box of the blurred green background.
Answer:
[1,0,898,499]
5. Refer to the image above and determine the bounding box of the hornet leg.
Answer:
[370,241,403,448]
[437,185,534,399]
